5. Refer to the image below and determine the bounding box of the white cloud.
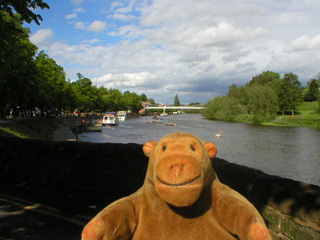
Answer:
[113,13,136,21]
[83,39,101,44]
[66,13,77,19]
[30,28,54,45]
[94,72,157,88]
[35,0,320,104]
[115,0,135,14]
[110,2,123,11]
[71,0,83,5]
[108,25,142,39]
[87,20,107,33]
[74,7,85,13]
[75,21,87,29]
[285,34,320,52]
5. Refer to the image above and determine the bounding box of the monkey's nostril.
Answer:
[171,164,183,171]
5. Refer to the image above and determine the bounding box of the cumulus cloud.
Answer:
[34,0,320,104]
[75,21,87,29]
[285,34,320,52]
[30,28,54,45]
[66,13,77,19]
[74,7,85,13]
[114,0,135,14]
[87,20,107,33]
[113,13,136,20]
[110,1,123,11]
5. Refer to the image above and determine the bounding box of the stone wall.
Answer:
[0,136,319,239]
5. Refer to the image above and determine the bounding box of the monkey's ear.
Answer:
[204,142,217,158]
[143,141,158,157]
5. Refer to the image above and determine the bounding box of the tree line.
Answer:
[204,71,320,122]
[0,4,147,118]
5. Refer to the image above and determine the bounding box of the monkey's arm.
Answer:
[213,182,272,240]
[81,194,140,240]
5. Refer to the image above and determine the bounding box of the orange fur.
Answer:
[82,132,272,240]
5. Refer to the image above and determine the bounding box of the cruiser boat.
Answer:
[117,111,127,121]
[102,112,119,126]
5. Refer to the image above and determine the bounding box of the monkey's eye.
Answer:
[190,145,196,151]
[162,146,167,151]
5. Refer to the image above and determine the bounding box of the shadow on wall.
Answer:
[0,136,319,240]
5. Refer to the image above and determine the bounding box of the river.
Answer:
[79,114,320,186]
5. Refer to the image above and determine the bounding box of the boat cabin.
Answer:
[117,111,127,121]
[102,112,119,126]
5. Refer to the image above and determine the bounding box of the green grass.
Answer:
[0,123,42,139]
[296,101,319,115]
[262,101,320,129]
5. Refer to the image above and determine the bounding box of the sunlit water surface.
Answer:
[79,114,320,186]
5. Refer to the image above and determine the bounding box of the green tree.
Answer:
[174,94,180,106]
[304,79,319,102]
[71,73,95,112]
[0,0,49,25]
[204,96,247,122]
[95,86,108,113]
[228,84,248,105]
[101,88,123,112]
[147,98,155,104]
[246,84,279,122]
[140,93,148,102]
[35,51,67,115]
[247,71,281,86]
[189,102,200,106]
[0,0,49,114]
[0,11,38,118]
[90,85,100,112]
[64,79,78,113]
[281,73,303,115]
[122,91,142,113]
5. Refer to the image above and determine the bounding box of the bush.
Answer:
[204,96,247,122]
[246,85,279,122]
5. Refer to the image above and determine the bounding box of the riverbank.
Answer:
[0,117,78,140]
[262,101,320,128]
[1,101,319,141]
[205,101,320,129]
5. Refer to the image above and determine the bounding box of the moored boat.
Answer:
[117,111,127,121]
[102,112,119,126]
[86,126,102,132]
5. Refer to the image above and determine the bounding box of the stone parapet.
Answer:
[213,158,320,239]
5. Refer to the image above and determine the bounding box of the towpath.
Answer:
[52,118,77,141]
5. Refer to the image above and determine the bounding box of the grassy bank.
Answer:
[0,122,43,139]
[0,117,75,140]
[262,101,320,129]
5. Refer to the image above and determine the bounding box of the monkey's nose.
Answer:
[171,164,184,178]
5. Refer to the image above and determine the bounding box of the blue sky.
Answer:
[27,0,320,104]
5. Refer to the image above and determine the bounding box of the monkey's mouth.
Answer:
[156,175,201,187]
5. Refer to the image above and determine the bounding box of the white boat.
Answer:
[117,111,127,121]
[102,112,119,126]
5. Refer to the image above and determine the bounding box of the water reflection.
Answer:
[79,114,320,186]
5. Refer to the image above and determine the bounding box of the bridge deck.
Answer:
[145,106,206,110]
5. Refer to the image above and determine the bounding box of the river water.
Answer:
[79,114,320,186]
